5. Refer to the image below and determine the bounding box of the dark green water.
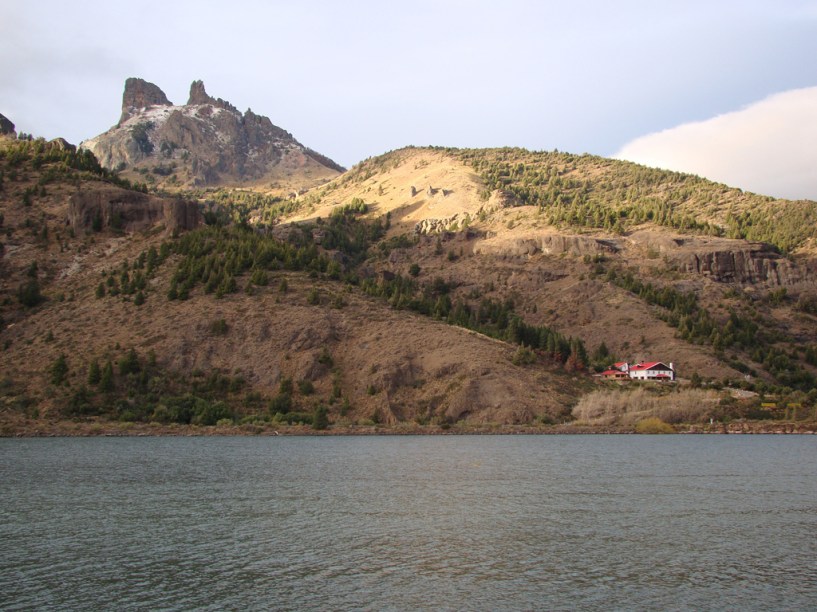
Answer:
[1,435,815,611]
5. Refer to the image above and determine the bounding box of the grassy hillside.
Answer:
[454,147,817,254]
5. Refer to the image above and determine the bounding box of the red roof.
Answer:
[613,362,628,369]
[601,369,628,377]
[630,361,672,371]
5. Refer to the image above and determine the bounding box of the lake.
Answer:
[1,435,815,611]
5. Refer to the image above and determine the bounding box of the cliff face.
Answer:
[82,78,344,188]
[69,186,200,235]
[475,233,620,258]
[675,245,795,285]
[630,233,812,287]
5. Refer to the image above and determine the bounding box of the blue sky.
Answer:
[2,1,816,197]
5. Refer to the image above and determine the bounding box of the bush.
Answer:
[634,417,675,434]
[18,279,44,307]
[274,411,313,425]
[191,400,232,426]
[209,318,228,336]
[313,405,329,430]
[298,379,315,395]
[269,392,292,414]
[511,345,536,366]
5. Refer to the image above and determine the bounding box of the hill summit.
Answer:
[81,78,343,189]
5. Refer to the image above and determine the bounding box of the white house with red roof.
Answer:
[601,361,675,381]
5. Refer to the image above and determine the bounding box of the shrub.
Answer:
[209,318,228,336]
[191,400,232,426]
[18,279,44,307]
[511,345,536,366]
[298,379,315,395]
[279,377,293,395]
[635,417,675,434]
[269,392,292,414]
[313,405,329,430]
[317,348,333,366]
[274,411,313,425]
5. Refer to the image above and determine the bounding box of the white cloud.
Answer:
[614,87,817,201]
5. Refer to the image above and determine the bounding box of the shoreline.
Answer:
[2,419,816,437]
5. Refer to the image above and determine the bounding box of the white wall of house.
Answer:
[629,368,674,381]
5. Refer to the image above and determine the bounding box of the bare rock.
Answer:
[628,231,812,286]
[187,80,215,106]
[119,78,172,124]
[0,112,15,136]
[69,186,200,235]
[675,244,802,286]
[475,233,620,257]
[83,78,344,187]
[48,137,76,153]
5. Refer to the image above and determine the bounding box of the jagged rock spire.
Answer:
[188,80,215,106]
[120,78,171,125]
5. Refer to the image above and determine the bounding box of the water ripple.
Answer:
[1,435,816,611]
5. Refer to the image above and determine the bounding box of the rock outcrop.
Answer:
[69,186,200,235]
[475,232,620,257]
[626,231,811,286]
[83,78,344,188]
[48,137,76,153]
[673,244,803,286]
[119,78,172,124]
[0,113,15,136]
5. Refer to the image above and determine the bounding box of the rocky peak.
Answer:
[0,112,15,136]
[187,80,239,114]
[187,80,214,106]
[120,78,172,125]
[84,77,344,187]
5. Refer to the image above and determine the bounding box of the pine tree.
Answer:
[88,359,101,385]
[99,361,114,392]
[49,354,68,385]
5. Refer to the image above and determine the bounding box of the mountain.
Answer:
[0,138,588,434]
[2,131,817,434]
[284,147,817,394]
[81,78,344,190]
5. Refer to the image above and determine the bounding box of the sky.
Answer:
[2,0,816,199]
